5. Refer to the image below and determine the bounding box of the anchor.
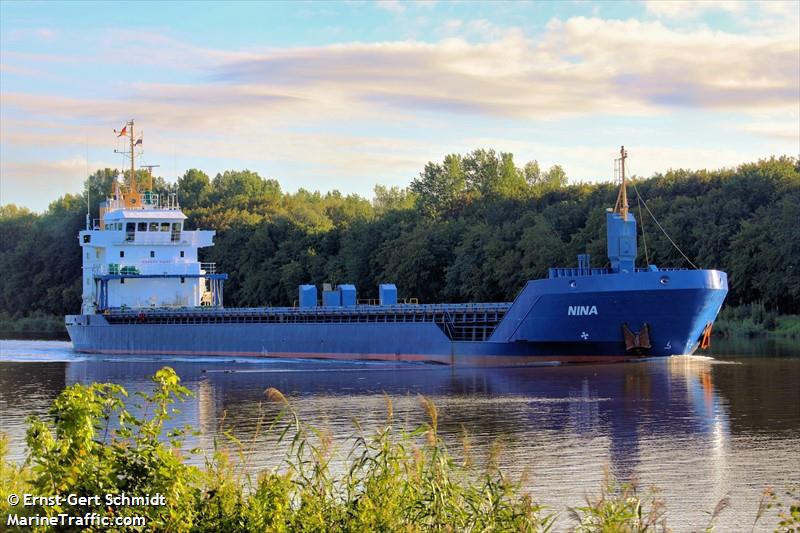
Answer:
[623,322,652,352]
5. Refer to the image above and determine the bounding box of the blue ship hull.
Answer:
[66,269,728,365]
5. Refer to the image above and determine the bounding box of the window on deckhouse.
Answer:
[171,223,181,242]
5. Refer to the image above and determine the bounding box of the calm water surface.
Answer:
[1,337,799,531]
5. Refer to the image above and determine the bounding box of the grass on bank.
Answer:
[714,303,800,339]
[1,367,799,532]
[0,311,66,335]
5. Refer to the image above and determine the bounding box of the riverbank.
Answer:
[714,304,800,339]
[1,366,797,532]
[0,312,65,335]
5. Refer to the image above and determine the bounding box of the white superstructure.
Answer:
[78,120,223,314]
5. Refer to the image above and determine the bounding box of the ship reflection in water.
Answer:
[1,338,799,530]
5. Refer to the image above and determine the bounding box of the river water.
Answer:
[1,337,798,531]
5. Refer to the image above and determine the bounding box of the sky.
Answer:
[1,0,798,212]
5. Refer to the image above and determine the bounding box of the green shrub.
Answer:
[714,303,792,338]
[23,367,199,532]
[0,311,66,334]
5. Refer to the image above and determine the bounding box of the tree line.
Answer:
[1,149,798,319]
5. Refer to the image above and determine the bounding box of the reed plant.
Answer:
[569,468,668,532]
[1,366,797,532]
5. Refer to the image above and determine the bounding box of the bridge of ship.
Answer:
[104,303,512,342]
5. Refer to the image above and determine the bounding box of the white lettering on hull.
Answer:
[568,305,598,316]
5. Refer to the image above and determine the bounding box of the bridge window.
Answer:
[125,223,135,242]
[83,235,91,243]
[160,222,170,232]
[171,222,181,242]
[137,222,147,232]
[149,222,158,231]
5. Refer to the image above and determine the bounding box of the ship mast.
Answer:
[614,145,629,221]
[113,119,142,208]
[130,120,135,187]
[128,119,138,198]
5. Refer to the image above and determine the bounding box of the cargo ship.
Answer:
[66,121,728,365]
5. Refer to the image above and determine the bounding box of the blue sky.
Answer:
[1,0,798,211]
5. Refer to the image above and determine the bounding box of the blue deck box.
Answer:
[299,285,317,308]
[338,284,357,307]
[379,284,397,306]
[323,289,341,307]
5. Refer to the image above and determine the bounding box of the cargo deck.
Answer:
[103,303,512,342]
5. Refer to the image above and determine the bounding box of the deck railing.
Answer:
[91,262,217,276]
[549,265,689,278]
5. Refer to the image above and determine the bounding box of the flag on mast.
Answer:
[134,136,143,146]
[114,125,128,137]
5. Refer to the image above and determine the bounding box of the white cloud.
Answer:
[375,0,405,14]
[645,1,800,36]
[645,0,745,19]
[736,109,800,141]
[543,16,797,110]
[5,16,797,122]
[201,17,797,118]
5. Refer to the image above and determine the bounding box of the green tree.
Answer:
[2,153,799,319]
[177,168,211,210]
[373,185,415,213]
[410,157,466,219]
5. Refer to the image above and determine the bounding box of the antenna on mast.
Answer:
[613,145,629,221]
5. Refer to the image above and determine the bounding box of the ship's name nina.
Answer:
[568,305,598,316]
